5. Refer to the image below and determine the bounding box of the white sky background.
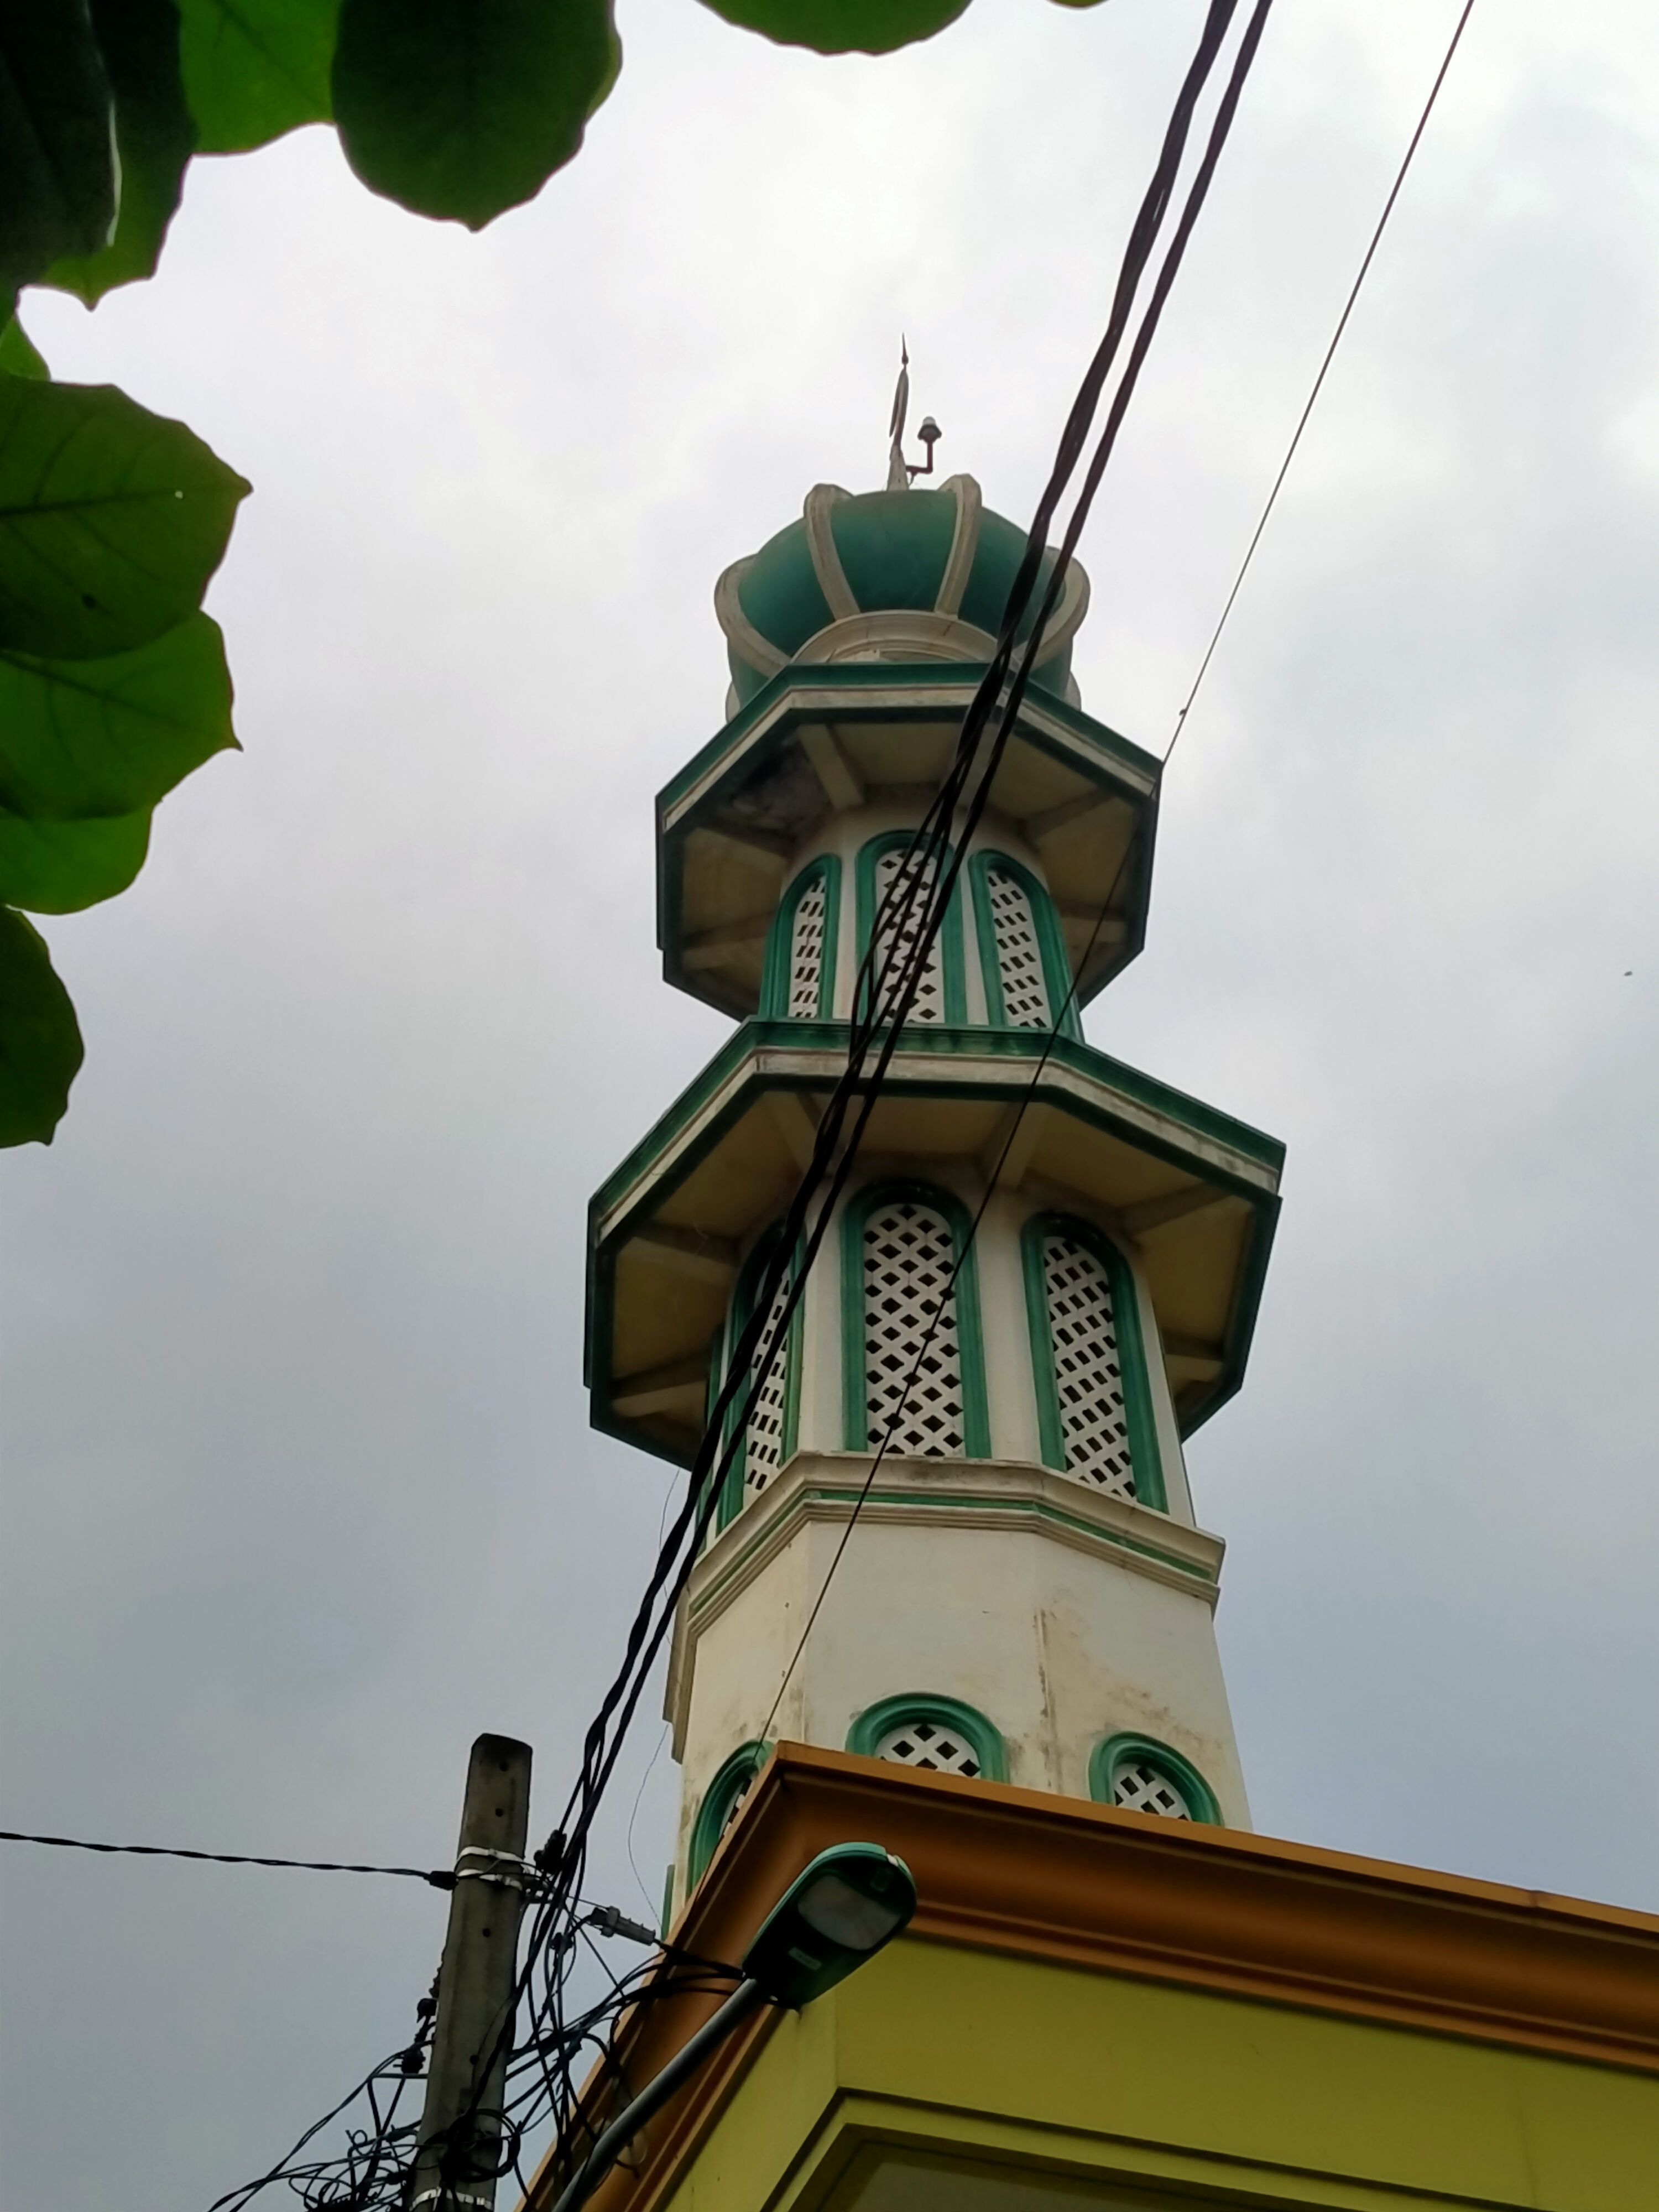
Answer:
[3,0,1657,2203]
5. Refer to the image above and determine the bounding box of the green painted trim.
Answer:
[660,1859,675,1937]
[688,1739,771,1888]
[688,1479,1218,1628]
[968,851,1082,1041]
[760,853,842,1019]
[853,831,967,1027]
[585,1020,1283,1463]
[717,1226,802,1531]
[1020,1219,1066,1477]
[1088,1731,1221,1825]
[847,1693,1007,1784]
[839,1178,991,1459]
[656,666,1161,1022]
[589,1022,1283,1225]
[1020,1212,1166,1512]
[657,661,1159,817]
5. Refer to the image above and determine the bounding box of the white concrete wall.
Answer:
[669,1455,1249,1903]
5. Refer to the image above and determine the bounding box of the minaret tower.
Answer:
[585,441,1284,1919]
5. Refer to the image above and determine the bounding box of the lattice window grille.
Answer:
[1042,1233,1136,1499]
[787,873,828,1019]
[742,1271,794,1499]
[874,1718,981,1778]
[1112,1759,1191,1819]
[872,844,945,1024]
[863,1199,966,1455]
[987,866,1051,1027]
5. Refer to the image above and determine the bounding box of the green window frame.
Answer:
[716,1224,803,1530]
[760,853,842,1019]
[968,849,1082,1039]
[853,830,967,1026]
[841,1178,991,1458]
[1089,1732,1220,1825]
[847,1693,1006,1783]
[1021,1211,1166,1512]
[688,1739,771,1886]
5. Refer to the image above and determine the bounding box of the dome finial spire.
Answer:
[886,338,911,491]
[887,340,942,488]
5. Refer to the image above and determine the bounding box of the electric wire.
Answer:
[0,1827,452,1886]
[761,0,1473,1744]
[1167,0,1478,757]
[510,11,1271,2187]
[207,6,1276,2203]
[760,0,1275,1739]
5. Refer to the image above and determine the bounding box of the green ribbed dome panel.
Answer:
[736,520,834,657]
[722,481,1077,705]
[827,489,957,612]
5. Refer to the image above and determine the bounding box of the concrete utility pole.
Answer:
[411,1734,534,2212]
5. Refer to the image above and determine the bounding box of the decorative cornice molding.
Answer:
[684,1449,1222,1636]
[525,1746,1659,2212]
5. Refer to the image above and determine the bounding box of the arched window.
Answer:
[848,1695,1006,1783]
[1021,1213,1166,1510]
[968,851,1081,1038]
[842,1181,989,1458]
[854,832,966,1027]
[716,1227,801,1528]
[761,855,841,1020]
[1089,1733,1219,1825]
[688,1740,771,1886]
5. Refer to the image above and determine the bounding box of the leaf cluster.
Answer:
[0,0,1104,1142]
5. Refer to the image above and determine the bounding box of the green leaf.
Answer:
[0,906,82,1145]
[44,0,197,304]
[0,610,236,821]
[0,0,118,301]
[178,0,337,152]
[0,801,150,911]
[0,317,49,380]
[696,0,971,55]
[0,376,249,660]
[333,0,620,230]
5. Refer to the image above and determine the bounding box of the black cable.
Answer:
[205,7,1274,2201]
[538,0,1256,1891]
[444,0,1268,2179]
[0,1827,452,1887]
[1168,0,1477,758]
[760,0,1276,1738]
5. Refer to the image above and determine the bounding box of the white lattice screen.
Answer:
[874,1717,982,1778]
[1042,1233,1136,1499]
[787,872,828,1018]
[872,845,945,1022]
[742,1270,792,1499]
[986,865,1050,1027]
[1112,1758,1191,1819]
[862,1199,966,1454]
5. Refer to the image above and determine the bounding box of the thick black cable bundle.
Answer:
[210,6,1280,2205]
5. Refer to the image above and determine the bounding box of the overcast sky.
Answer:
[3,1,1656,2205]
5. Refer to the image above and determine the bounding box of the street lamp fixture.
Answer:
[546,1844,916,2212]
[739,1841,917,2007]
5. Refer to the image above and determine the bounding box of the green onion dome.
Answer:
[714,476,1089,711]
